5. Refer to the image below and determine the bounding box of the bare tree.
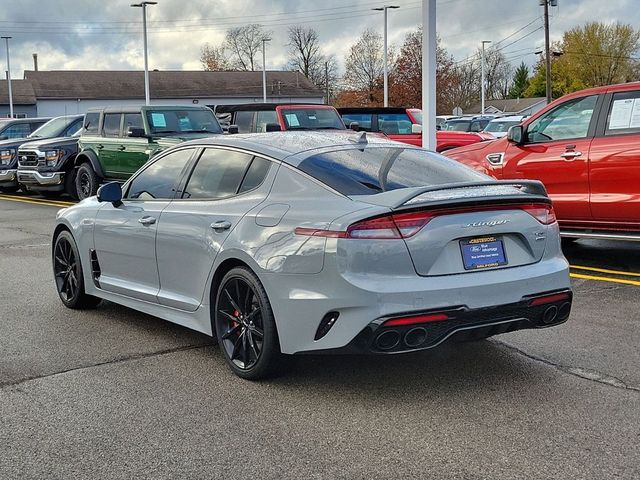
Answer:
[200,43,231,71]
[225,24,269,71]
[343,29,388,104]
[287,25,338,100]
[482,48,513,100]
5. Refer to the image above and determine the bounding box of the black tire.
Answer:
[214,267,284,380]
[52,230,101,309]
[75,163,98,200]
[64,169,79,200]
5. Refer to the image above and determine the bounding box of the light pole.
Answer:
[421,0,436,150]
[262,38,271,103]
[540,0,558,104]
[1,37,13,118]
[373,5,399,107]
[481,40,491,115]
[131,1,157,106]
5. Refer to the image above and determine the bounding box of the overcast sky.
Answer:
[0,0,636,78]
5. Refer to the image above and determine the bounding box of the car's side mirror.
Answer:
[127,126,147,138]
[435,124,441,131]
[0,135,7,140]
[227,125,239,134]
[411,124,423,134]
[265,123,282,132]
[97,181,122,207]
[507,125,524,145]
[349,122,360,131]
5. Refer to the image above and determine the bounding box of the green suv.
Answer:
[75,105,223,199]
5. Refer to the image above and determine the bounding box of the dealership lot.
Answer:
[1,195,639,479]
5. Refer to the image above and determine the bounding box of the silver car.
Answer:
[52,132,572,379]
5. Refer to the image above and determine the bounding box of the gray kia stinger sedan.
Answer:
[52,132,572,379]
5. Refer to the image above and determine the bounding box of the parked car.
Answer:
[214,103,345,133]
[445,82,640,241]
[74,105,222,200]
[483,115,526,138]
[0,115,81,193]
[338,107,491,152]
[0,117,51,140]
[443,116,493,134]
[52,132,571,380]
[17,129,83,198]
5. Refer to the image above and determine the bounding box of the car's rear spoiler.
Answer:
[390,180,550,210]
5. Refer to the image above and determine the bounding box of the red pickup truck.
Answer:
[337,107,492,152]
[445,82,640,241]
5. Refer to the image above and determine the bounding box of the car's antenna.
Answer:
[349,131,368,145]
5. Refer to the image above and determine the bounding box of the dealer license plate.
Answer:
[460,236,508,270]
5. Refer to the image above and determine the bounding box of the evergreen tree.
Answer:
[508,62,529,98]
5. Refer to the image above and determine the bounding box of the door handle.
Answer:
[210,220,232,231]
[96,144,104,150]
[118,145,126,151]
[560,151,582,160]
[138,216,156,226]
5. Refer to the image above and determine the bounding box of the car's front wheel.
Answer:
[214,267,284,380]
[75,163,98,200]
[53,230,101,309]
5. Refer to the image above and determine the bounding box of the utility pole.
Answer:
[325,61,329,105]
[1,37,13,118]
[481,40,491,115]
[541,0,557,104]
[262,38,271,103]
[421,0,436,150]
[373,5,399,107]
[131,2,157,106]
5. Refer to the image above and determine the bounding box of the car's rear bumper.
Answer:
[302,289,572,355]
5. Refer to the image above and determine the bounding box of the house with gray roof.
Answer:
[467,97,547,116]
[0,70,324,118]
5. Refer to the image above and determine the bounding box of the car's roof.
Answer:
[215,103,333,113]
[488,115,524,122]
[86,105,212,114]
[337,107,409,114]
[179,131,412,163]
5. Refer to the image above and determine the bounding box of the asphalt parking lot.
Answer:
[1,194,639,480]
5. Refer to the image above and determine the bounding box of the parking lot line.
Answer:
[570,272,640,287]
[570,264,640,278]
[0,195,72,208]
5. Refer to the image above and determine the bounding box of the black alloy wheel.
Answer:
[75,163,98,200]
[52,231,101,309]
[214,267,284,380]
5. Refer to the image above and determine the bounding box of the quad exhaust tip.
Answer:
[375,330,401,350]
[404,327,428,348]
[557,302,571,321]
[542,306,559,324]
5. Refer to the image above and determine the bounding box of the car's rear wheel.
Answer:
[214,267,284,380]
[53,230,101,309]
[75,163,98,200]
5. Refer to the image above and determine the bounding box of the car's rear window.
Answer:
[297,147,486,195]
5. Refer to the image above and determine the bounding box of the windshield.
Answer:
[443,120,471,132]
[297,147,486,195]
[29,116,79,138]
[484,120,521,133]
[145,109,222,135]
[280,108,345,130]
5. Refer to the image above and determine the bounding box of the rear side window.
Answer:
[297,147,486,195]
[341,113,373,131]
[84,112,100,134]
[238,157,271,193]
[102,113,122,137]
[378,113,413,135]
[605,90,640,135]
[234,111,254,133]
[183,148,254,199]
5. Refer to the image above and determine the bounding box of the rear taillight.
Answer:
[521,204,557,225]
[295,202,556,240]
[347,211,433,239]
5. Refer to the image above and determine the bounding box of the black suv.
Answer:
[0,116,80,193]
